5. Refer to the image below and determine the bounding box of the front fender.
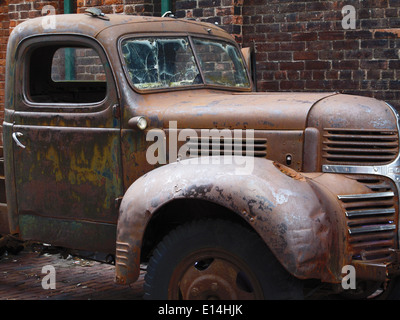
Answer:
[115,157,344,285]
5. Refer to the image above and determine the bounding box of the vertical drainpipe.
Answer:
[64,0,75,81]
[161,0,172,16]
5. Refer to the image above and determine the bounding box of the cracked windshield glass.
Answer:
[121,37,250,90]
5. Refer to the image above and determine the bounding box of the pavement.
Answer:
[0,244,145,300]
[2,243,399,303]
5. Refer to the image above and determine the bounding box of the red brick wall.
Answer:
[0,0,8,125]
[0,0,399,117]
[175,0,243,43]
[76,0,160,16]
[242,0,400,110]
[0,0,64,132]
[8,1,64,30]
[0,0,158,124]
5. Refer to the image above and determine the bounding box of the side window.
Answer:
[192,38,249,88]
[27,45,107,104]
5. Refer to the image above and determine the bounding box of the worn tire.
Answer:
[144,219,303,300]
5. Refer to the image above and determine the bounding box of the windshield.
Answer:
[121,36,250,91]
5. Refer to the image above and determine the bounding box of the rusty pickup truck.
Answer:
[1,11,400,300]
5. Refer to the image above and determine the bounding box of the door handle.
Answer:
[12,132,26,149]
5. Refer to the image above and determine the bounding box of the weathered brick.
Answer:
[333,40,359,50]
[292,32,317,41]
[279,61,304,70]
[333,60,360,70]
[293,51,318,60]
[258,80,279,91]
[198,0,221,8]
[280,42,305,51]
[0,0,399,121]
[280,80,304,90]
[373,48,399,59]
[344,49,372,59]
[176,0,197,10]
[266,32,291,41]
[305,60,331,70]
[318,31,345,41]
[268,51,292,61]
[361,39,389,48]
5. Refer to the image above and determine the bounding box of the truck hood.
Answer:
[134,90,338,130]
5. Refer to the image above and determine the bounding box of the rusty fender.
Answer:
[115,156,346,285]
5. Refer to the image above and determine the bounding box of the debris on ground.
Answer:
[0,234,25,256]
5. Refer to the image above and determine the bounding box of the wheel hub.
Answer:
[169,249,263,300]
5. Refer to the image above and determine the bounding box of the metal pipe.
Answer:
[161,0,171,16]
[64,0,75,81]
[64,0,73,15]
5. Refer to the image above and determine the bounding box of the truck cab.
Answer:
[2,12,400,299]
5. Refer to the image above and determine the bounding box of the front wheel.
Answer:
[144,219,303,300]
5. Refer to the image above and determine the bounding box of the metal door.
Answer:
[12,35,122,254]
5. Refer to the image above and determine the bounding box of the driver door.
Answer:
[11,35,123,254]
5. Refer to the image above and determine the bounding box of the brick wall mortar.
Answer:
[76,0,160,17]
[175,0,243,43]
[0,0,159,142]
[8,1,64,31]
[242,0,400,110]
[0,0,399,119]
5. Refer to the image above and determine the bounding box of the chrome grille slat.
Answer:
[337,178,398,262]
[345,207,396,217]
[338,191,394,200]
[348,224,396,235]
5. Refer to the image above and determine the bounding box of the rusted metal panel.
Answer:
[307,94,399,167]
[5,23,123,252]
[118,89,335,189]
[116,158,349,285]
[0,205,9,235]
[3,13,400,295]
[2,123,17,235]
[127,90,336,131]
[120,127,306,191]
[7,14,234,67]
[0,145,9,235]
[12,124,122,252]
[116,155,400,285]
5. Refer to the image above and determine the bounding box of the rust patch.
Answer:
[273,162,306,181]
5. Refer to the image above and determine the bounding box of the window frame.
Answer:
[17,34,117,113]
[118,33,252,94]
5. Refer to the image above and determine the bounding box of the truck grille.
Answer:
[338,177,398,262]
[322,128,399,165]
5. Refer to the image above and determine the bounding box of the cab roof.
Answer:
[9,13,233,43]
